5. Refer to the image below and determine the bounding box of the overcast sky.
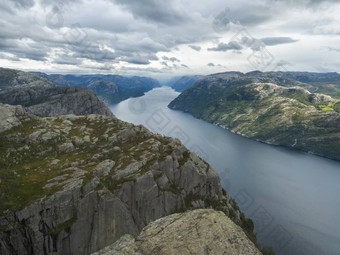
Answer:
[0,0,339,78]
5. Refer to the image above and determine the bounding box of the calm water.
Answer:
[110,87,340,255]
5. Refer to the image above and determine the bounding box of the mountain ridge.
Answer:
[168,72,340,161]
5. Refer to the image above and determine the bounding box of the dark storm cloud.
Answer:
[113,0,188,25]
[208,41,242,52]
[261,37,298,46]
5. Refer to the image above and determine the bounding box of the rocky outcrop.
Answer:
[92,209,262,255]
[0,67,55,92]
[0,103,36,133]
[0,68,113,117]
[0,106,256,255]
[0,86,113,117]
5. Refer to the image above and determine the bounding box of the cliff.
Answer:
[0,86,113,117]
[0,68,113,117]
[0,103,257,254]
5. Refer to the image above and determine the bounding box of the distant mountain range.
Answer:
[168,71,340,96]
[32,72,161,104]
[169,71,340,161]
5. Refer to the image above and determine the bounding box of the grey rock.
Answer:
[93,209,262,255]
[0,108,257,255]
[0,86,114,117]
[0,103,33,133]
[94,160,115,177]
[58,142,75,153]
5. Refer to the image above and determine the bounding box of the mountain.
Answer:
[0,68,113,117]
[280,71,340,98]
[166,75,202,92]
[0,68,267,254]
[0,68,55,92]
[169,71,340,161]
[0,103,261,255]
[33,73,161,104]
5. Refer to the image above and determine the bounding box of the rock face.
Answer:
[169,72,340,161]
[92,209,262,255]
[0,86,113,117]
[0,103,35,133]
[0,68,113,117]
[0,67,55,92]
[0,105,256,255]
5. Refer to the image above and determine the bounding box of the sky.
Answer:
[0,0,340,78]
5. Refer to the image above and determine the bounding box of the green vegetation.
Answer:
[317,99,340,112]
[0,113,186,215]
[178,151,190,166]
[169,81,340,161]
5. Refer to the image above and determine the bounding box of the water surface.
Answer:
[110,87,340,255]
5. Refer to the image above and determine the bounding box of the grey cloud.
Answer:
[162,56,180,62]
[268,0,340,5]
[0,0,216,71]
[213,5,272,29]
[113,0,188,25]
[0,0,339,75]
[53,54,83,65]
[327,47,340,52]
[122,53,159,65]
[181,64,189,68]
[207,63,215,67]
[208,41,242,52]
[261,37,298,46]
[0,39,49,61]
[12,0,35,8]
[189,45,201,51]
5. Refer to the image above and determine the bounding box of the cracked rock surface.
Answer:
[92,209,262,255]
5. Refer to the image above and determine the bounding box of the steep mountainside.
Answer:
[0,69,113,117]
[0,103,259,255]
[169,72,340,161]
[33,73,161,104]
[166,75,202,92]
[93,209,262,255]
